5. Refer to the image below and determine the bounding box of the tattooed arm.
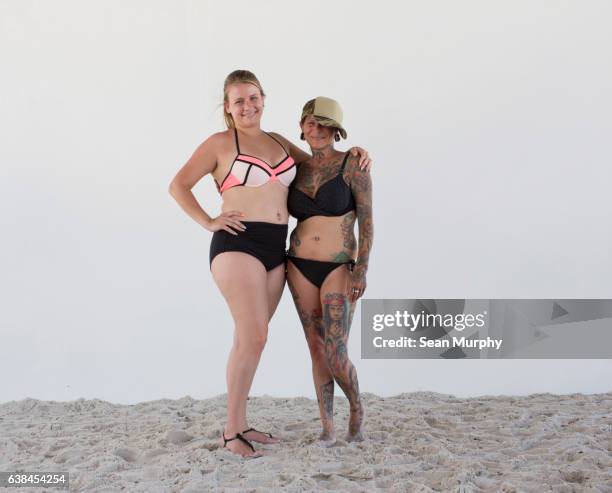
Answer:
[268,132,372,170]
[346,156,373,302]
[268,132,311,164]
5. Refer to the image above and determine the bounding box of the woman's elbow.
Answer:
[168,179,187,197]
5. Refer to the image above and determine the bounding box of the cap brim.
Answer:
[314,116,347,139]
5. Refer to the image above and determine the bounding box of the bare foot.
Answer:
[219,431,262,458]
[241,428,281,444]
[318,430,336,447]
[347,406,364,442]
[346,430,364,442]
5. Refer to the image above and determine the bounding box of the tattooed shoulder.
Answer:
[347,156,371,193]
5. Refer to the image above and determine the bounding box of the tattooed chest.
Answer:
[295,162,343,196]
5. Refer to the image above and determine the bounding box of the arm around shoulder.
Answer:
[268,132,311,163]
[347,155,373,198]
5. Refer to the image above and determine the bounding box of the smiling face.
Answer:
[300,115,336,151]
[224,83,264,129]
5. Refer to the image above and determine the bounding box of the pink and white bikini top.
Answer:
[215,129,297,194]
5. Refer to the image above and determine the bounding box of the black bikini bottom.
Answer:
[286,255,355,288]
[209,221,288,271]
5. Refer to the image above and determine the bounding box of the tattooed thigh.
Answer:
[287,263,323,343]
[322,291,351,369]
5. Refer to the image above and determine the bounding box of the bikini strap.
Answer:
[233,128,241,154]
[264,131,289,157]
[340,151,351,173]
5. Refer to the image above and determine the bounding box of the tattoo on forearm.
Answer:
[350,160,373,272]
[341,211,357,250]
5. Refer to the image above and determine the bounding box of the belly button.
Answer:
[276,212,282,221]
[314,236,320,241]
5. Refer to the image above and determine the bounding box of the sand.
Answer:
[1,392,611,492]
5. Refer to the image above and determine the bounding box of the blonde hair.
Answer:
[223,70,266,129]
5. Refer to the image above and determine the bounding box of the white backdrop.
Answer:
[2,1,611,404]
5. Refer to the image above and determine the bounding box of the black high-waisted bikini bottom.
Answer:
[209,221,288,271]
[286,255,355,288]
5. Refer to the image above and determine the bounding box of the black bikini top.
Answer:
[288,152,356,222]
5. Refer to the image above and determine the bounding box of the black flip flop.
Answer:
[241,427,277,440]
[222,430,256,453]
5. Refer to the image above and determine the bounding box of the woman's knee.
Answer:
[325,345,349,376]
[327,358,345,377]
[233,324,268,354]
[307,338,327,363]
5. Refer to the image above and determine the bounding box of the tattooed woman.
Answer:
[286,97,373,444]
[169,73,371,457]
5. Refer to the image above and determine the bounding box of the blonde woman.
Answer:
[169,71,370,457]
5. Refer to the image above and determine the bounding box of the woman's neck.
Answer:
[310,144,335,162]
[234,125,262,137]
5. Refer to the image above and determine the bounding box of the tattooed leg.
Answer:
[336,362,363,442]
[310,314,335,439]
[322,292,364,442]
[318,379,335,442]
[286,261,335,439]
